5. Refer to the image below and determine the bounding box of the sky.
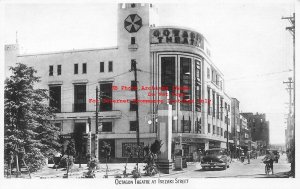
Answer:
[2,0,296,144]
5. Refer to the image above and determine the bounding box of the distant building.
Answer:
[230,98,240,156]
[239,114,250,151]
[240,112,269,155]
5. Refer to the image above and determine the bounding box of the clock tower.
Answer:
[117,3,159,52]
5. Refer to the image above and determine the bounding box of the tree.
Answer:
[143,140,163,176]
[101,141,111,178]
[4,63,61,174]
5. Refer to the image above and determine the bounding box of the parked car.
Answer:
[272,150,280,163]
[200,148,231,170]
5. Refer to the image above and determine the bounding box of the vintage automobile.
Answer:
[200,148,231,170]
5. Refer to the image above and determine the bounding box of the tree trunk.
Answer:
[15,154,20,178]
[66,155,69,178]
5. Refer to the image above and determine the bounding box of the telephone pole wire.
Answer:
[282,13,295,177]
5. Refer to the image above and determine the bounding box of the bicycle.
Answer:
[263,160,273,175]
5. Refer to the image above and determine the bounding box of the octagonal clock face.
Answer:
[124,14,142,33]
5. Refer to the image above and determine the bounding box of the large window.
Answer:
[181,119,191,133]
[82,63,87,74]
[49,65,53,76]
[100,83,112,111]
[130,121,137,131]
[102,122,112,132]
[161,57,175,108]
[74,64,78,74]
[217,94,219,119]
[212,91,215,117]
[130,100,138,111]
[100,62,104,72]
[57,65,61,75]
[195,60,201,112]
[108,61,113,72]
[49,86,61,112]
[207,87,211,115]
[180,57,192,111]
[74,85,86,112]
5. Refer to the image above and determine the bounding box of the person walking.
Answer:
[247,151,251,164]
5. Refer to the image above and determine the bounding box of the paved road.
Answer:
[161,154,290,178]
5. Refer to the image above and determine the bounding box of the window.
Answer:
[131,80,137,91]
[102,122,112,132]
[220,98,223,121]
[131,37,135,44]
[207,87,211,115]
[100,83,112,111]
[182,119,191,133]
[213,125,216,134]
[55,122,62,132]
[216,95,219,119]
[212,91,215,117]
[221,128,223,136]
[49,86,61,112]
[130,100,137,111]
[130,121,137,131]
[108,61,113,72]
[195,60,201,112]
[57,65,61,75]
[82,63,87,74]
[100,62,104,72]
[208,124,211,133]
[161,57,175,109]
[49,65,53,76]
[180,57,192,111]
[207,68,210,79]
[74,85,86,112]
[74,64,78,74]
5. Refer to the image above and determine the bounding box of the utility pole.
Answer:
[130,59,140,146]
[95,86,99,159]
[282,13,295,177]
[283,77,294,175]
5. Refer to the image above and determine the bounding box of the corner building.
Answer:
[5,3,231,161]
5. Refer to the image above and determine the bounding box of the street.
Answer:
[161,154,291,178]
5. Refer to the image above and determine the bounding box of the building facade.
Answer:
[240,112,270,155]
[5,3,232,161]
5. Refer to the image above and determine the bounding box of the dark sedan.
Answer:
[200,148,231,170]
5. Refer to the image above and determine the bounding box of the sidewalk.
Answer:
[30,163,190,179]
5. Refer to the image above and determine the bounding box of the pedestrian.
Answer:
[247,151,250,164]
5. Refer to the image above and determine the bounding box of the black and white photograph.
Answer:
[1,0,298,186]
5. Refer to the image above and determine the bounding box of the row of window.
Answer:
[207,124,225,137]
[207,88,230,121]
[49,82,139,113]
[49,65,61,76]
[49,61,114,76]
